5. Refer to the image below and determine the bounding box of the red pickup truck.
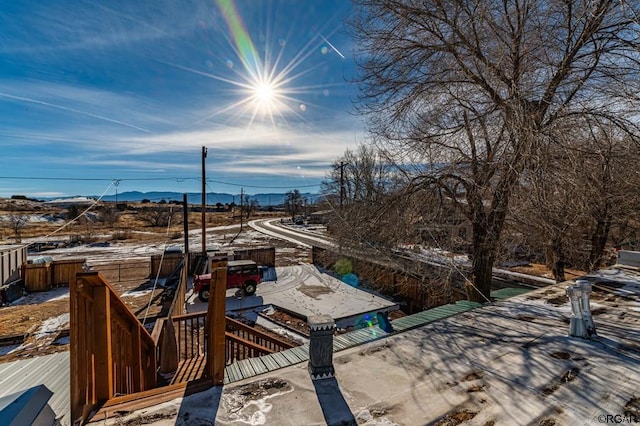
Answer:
[192,259,261,302]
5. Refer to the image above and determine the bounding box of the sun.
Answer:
[249,78,284,118]
[255,83,275,104]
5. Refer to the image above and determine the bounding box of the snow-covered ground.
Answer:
[186,264,398,328]
[96,265,640,426]
[9,286,69,305]
[20,223,248,264]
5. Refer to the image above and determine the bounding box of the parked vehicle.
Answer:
[193,260,261,302]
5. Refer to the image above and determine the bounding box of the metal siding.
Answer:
[1,246,26,285]
[0,351,70,425]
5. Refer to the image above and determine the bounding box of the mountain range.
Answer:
[98,191,318,206]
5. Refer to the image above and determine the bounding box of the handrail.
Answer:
[150,318,165,345]
[225,332,275,363]
[70,272,157,424]
[168,311,297,374]
[226,316,296,351]
[224,332,276,353]
[172,311,208,322]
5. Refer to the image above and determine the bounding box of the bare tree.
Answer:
[322,145,406,249]
[503,117,640,281]
[240,195,259,219]
[351,0,640,301]
[509,138,584,282]
[284,190,303,221]
[139,207,176,227]
[572,122,640,271]
[323,145,390,205]
[7,211,28,243]
[99,206,118,227]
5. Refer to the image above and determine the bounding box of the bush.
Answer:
[334,258,353,276]
[111,230,131,241]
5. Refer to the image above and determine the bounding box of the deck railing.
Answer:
[225,316,295,359]
[173,311,208,361]
[70,272,157,423]
[73,259,298,423]
[169,312,296,367]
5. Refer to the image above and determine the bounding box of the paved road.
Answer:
[248,218,334,249]
[248,218,553,290]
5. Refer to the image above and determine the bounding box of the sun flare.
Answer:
[255,83,275,103]
[248,78,284,118]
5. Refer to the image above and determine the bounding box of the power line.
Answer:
[0,176,181,182]
[206,179,320,189]
[0,175,322,189]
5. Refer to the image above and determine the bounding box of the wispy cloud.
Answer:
[0,91,153,134]
[0,1,217,55]
[114,121,358,155]
[0,80,189,133]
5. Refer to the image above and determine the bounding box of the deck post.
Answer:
[207,255,227,384]
[93,284,114,401]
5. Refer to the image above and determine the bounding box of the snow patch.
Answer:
[10,287,69,305]
[122,289,153,298]
[35,313,70,340]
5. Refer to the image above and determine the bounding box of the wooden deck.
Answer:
[171,356,207,385]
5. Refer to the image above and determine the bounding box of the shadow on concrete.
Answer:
[175,382,222,425]
[312,378,357,426]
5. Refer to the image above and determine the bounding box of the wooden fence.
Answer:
[70,272,157,423]
[22,258,87,291]
[150,252,184,278]
[52,258,87,286]
[233,246,276,267]
[1,245,27,286]
[23,262,52,292]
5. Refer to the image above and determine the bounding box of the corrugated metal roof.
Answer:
[0,351,70,425]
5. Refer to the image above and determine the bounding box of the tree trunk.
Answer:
[466,169,516,303]
[470,249,494,303]
[545,238,566,283]
[588,219,611,271]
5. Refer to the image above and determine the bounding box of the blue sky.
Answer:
[0,0,361,198]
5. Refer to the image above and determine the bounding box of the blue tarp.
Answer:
[260,266,278,282]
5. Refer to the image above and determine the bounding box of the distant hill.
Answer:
[98,191,318,206]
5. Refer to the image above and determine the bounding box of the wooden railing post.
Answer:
[93,284,114,402]
[159,317,178,373]
[132,324,143,392]
[207,256,227,385]
[70,275,86,423]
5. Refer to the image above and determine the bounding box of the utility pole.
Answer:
[114,179,120,204]
[201,146,207,254]
[240,187,244,232]
[183,193,189,254]
[181,193,189,316]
